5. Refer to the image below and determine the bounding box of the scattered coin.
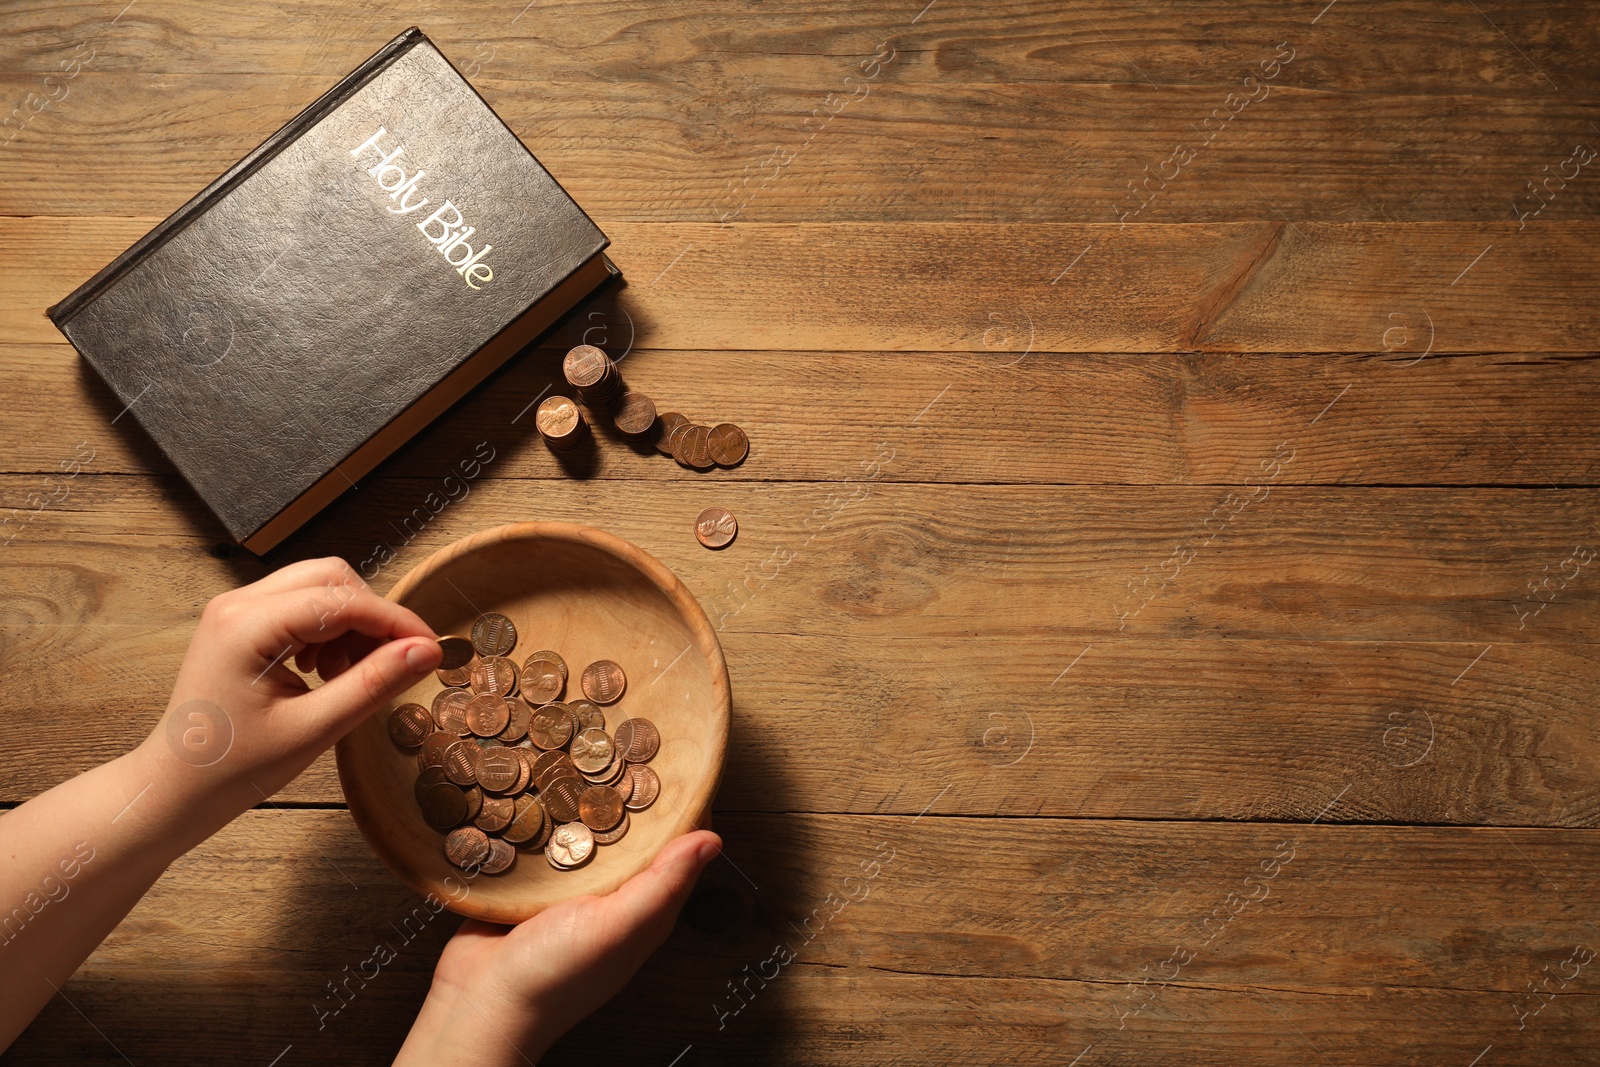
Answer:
[707,423,749,467]
[695,506,738,549]
[578,784,626,832]
[593,810,631,845]
[614,718,661,763]
[445,826,491,869]
[625,764,660,810]
[420,782,468,829]
[546,822,595,869]
[680,425,715,470]
[480,837,517,874]
[437,635,476,670]
[392,614,666,871]
[582,659,627,704]
[471,613,518,657]
[388,703,432,748]
[570,727,616,774]
[471,656,518,698]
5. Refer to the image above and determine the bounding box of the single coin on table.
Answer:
[707,423,749,467]
[625,763,661,810]
[445,826,491,869]
[437,635,476,670]
[546,822,595,869]
[578,784,626,832]
[471,612,518,657]
[593,810,631,845]
[695,506,738,549]
[581,659,627,704]
[614,717,661,763]
[388,703,432,747]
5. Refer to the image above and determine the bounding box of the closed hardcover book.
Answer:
[47,27,613,553]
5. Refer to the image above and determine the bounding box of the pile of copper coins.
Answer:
[386,612,662,874]
[534,345,750,471]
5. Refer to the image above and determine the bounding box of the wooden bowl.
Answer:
[335,521,730,922]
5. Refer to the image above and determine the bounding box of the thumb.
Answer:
[299,635,441,736]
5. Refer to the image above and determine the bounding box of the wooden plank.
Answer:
[8,218,1600,352]
[3,1,1598,222]
[3,477,1596,820]
[12,811,1600,1064]
[6,340,1600,484]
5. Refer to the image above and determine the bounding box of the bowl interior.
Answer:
[337,523,728,922]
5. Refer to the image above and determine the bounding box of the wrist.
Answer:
[395,973,555,1067]
[117,738,248,860]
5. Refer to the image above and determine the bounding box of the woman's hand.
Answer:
[395,830,723,1066]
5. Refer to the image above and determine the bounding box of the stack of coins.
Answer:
[612,391,658,440]
[387,611,663,874]
[535,396,586,452]
[563,345,623,408]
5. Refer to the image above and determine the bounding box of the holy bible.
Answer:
[47,27,613,553]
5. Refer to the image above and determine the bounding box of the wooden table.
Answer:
[3,3,1598,1064]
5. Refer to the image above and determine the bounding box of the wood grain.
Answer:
[10,810,1599,1065]
[7,341,1600,485]
[7,218,1600,352]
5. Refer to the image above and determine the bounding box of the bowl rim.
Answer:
[335,520,730,921]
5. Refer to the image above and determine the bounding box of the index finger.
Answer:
[251,585,437,657]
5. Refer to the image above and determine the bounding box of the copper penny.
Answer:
[563,344,611,388]
[387,703,432,747]
[502,795,547,845]
[437,663,473,688]
[419,782,467,829]
[546,822,595,868]
[462,784,483,822]
[613,391,657,437]
[571,699,606,732]
[510,751,531,794]
[445,826,491,869]
[526,649,569,682]
[476,748,522,793]
[666,421,694,462]
[432,689,473,735]
[581,660,627,704]
[465,694,510,737]
[471,656,518,698]
[582,752,625,784]
[529,702,576,750]
[625,764,661,810]
[531,750,577,790]
[497,700,531,743]
[598,755,630,787]
[519,655,565,705]
[707,423,749,467]
[578,784,626,832]
[542,776,586,823]
[474,792,515,832]
[570,727,616,774]
[655,412,688,455]
[414,766,450,803]
[536,396,585,448]
[479,837,517,875]
[614,718,660,763]
[695,506,738,549]
[417,731,456,771]
[681,425,715,470]
[471,613,518,657]
[437,635,476,670]
[593,810,630,845]
[443,741,480,787]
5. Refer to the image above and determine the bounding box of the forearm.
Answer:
[0,739,222,1050]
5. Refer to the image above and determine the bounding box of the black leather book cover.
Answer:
[47,27,611,552]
